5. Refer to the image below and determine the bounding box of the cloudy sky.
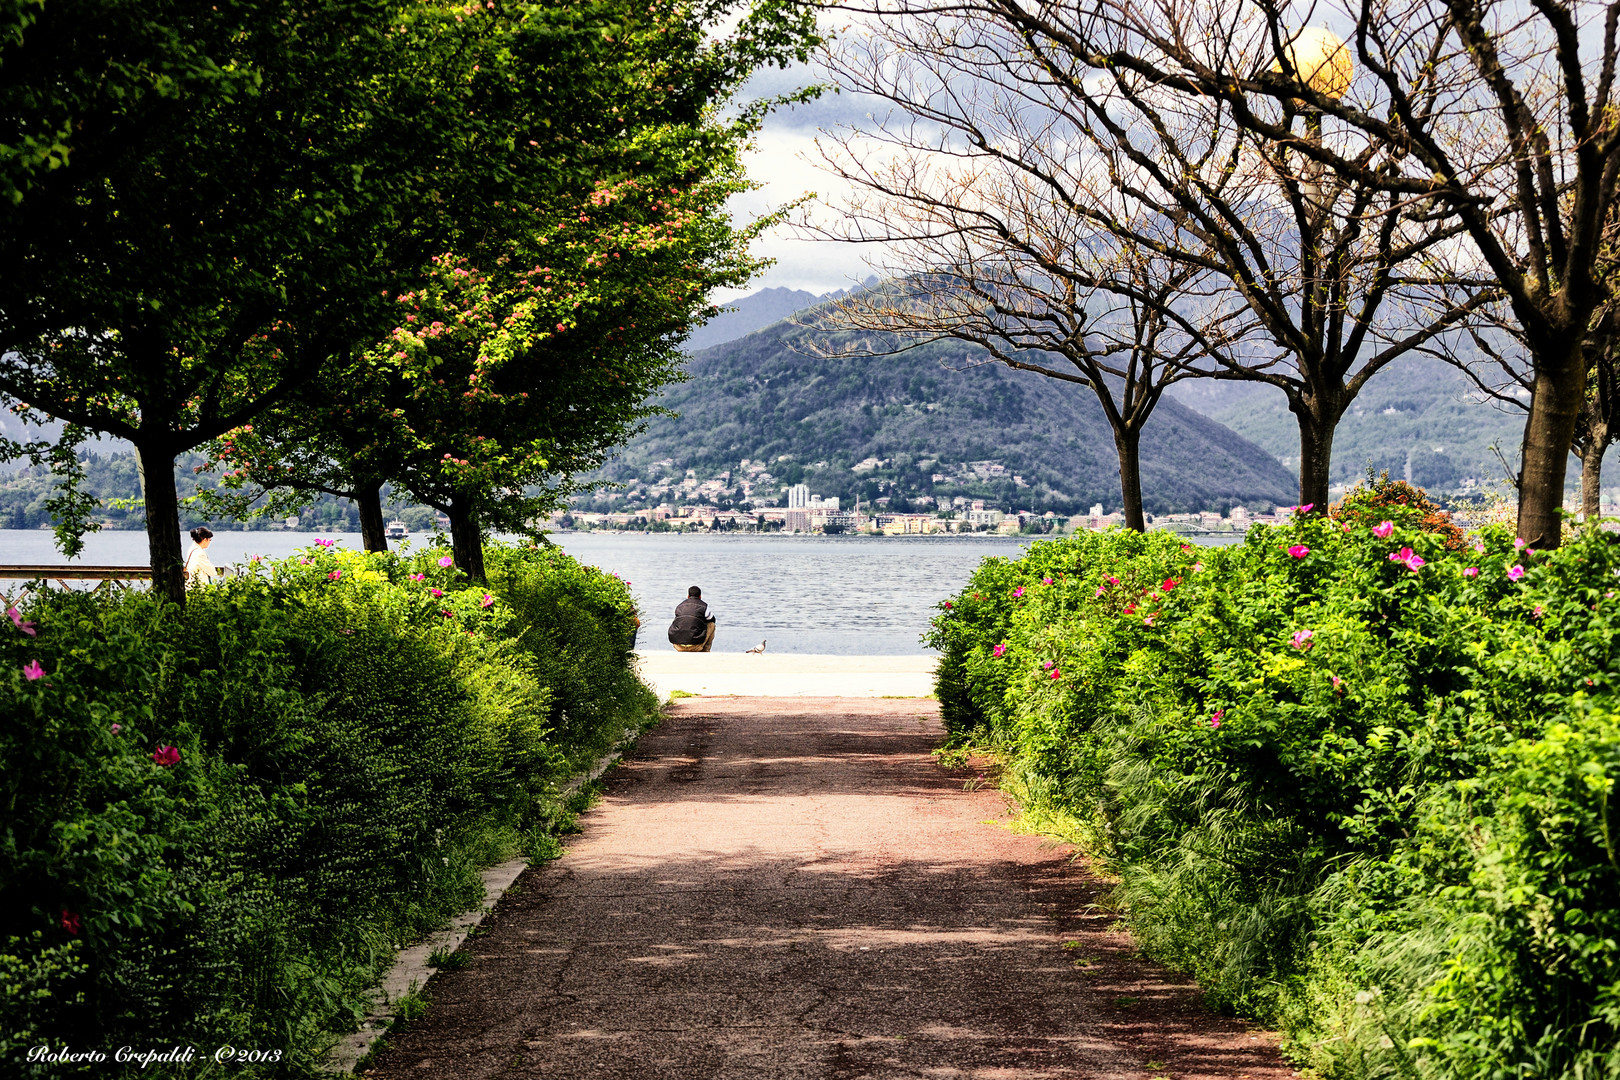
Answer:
[716,61,885,300]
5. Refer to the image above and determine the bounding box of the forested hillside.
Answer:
[593,320,1299,515]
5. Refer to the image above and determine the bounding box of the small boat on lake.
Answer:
[385,520,409,541]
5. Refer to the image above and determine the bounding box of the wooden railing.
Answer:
[0,565,153,581]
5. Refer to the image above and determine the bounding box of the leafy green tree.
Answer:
[199,0,818,578]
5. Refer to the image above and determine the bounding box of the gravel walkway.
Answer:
[362,698,1297,1079]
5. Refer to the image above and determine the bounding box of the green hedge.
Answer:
[930,513,1620,1079]
[0,542,654,1076]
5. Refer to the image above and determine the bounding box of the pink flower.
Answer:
[152,744,180,767]
[6,607,36,636]
[1210,709,1224,729]
[409,573,426,582]
[1041,577,1053,585]
[1143,614,1156,626]
[992,644,1007,658]
[1508,565,1526,581]
[1514,537,1527,550]
[1388,547,1425,572]
[1124,602,1136,615]
[1161,578,1179,591]
[327,570,342,581]
[1041,660,1054,669]
[1107,576,1119,585]
[60,909,81,936]
[1050,668,1062,680]
[315,538,334,548]
[1290,629,1314,650]
[1095,586,1107,597]
[944,601,952,610]
[1534,605,1545,618]
[429,588,444,598]
[110,723,122,734]
[1331,675,1344,691]
[480,593,494,609]
[1288,545,1309,559]
[1372,521,1394,538]
[438,555,454,568]
[1472,541,1486,553]
[22,660,44,681]
[1012,587,1025,598]
[441,609,455,618]
[1463,567,1479,577]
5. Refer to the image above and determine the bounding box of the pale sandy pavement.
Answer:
[364,699,1297,1080]
[634,651,937,699]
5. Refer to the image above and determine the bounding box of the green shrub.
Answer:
[931,510,1620,1078]
[0,542,653,1076]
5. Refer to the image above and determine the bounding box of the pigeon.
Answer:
[745,639,767,654]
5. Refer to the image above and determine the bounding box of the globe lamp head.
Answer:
[1273,26,1353,101]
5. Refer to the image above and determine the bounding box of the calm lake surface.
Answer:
[0,529,1241,655]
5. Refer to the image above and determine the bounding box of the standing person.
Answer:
[668,586,717,652]
[183,527,222,586]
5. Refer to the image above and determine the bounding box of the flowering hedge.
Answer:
[929,514,1620,1079]
[0,542,653,1076]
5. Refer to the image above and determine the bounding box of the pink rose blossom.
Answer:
[1472,542,1486,553]
[327,570,342,581]
[429,588,444,598]
[1012,587,1025,598]
[1388,547,1425,572]
[1042,660,1054,669]
[1041,577,1053,585]
[1161,578,1179,591]
[1210,710,1224,729]
[1508,565,1526,581]
[409,573,426,582]
[1095,586,1107,597]
[1290,629,1314,650]
[1372,521,1394,538]
[152,744,180,766]
[1288,545,1310,558]
[1050,668,1062,679]
[315,538,334,548]
[480,593,494,609]
[992,644,1007,658]
[1463,567,1479,577]
[1514,537,1527,550]
[110,723,122,734]
[22,660,44,680]
[439,555,454,568]
[6,607,36,636]
[1143,614,1156,626]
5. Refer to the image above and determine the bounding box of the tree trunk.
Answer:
[1580,441,1604,521]
[1518,349,1587,548]
[1293,404,1336,513]
[356,481,388,553]
[136,444,185,605]
[1113,426,1147,531]
[447,492,486,583]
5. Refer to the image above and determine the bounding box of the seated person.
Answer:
[183,527,224,586]
[667,586,716,652]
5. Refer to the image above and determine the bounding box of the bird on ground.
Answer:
[745,640,767,654]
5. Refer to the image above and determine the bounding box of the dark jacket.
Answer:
[667,597,713,645]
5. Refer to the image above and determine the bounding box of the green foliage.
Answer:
[0,542,653,1076]
[931,512,1620,1078]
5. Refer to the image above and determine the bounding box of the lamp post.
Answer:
[1275,27,1353,222]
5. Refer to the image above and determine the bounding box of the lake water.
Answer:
[0,529,1240,655]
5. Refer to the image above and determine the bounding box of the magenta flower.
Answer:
[1041,577,1053,585]
[1192,561,1204,573]
[992,644,1007,658]
[1534,605,1545,618]
[429,587,444,598]
[315,538,334,548]
[1107,576,1120,585]
[1288,545,1309,558]
[1210,709,1224,729]
[1331,675,1344,691]
[1050,668,1062,680]
[438,555,454,568]
[1388,547,1425,572]
[441,609,455,618]
[110,723,122,734]
[1472,541,1486,554]
[1012,587,1025,599]
[1161,578,1179,591]
[22,660,44,681]
[1041,660,1054,669]
[1095,586,1107,597]
[1372,520,1394,538]
[152,744,180,767]
[480,593,494,609]
[1143,614,1156,626]
[1290,629,1314,650]
[1463,567,1479,577]
[1514,537,1527,550]
[327,570,342,581]
[1508,565,1526,581]
[944,601,952,610]
[60,910,81,936]
[6,607,36,636]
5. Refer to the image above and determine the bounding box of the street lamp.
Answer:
[1274,27,1353,221]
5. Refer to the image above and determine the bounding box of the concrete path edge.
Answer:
[320,719,650,1074]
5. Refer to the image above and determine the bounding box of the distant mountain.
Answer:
[685,288,826,352]
[1166,355,1530,492]
[591,316,1299,515]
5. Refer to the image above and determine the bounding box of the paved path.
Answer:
[634,652,936,699]
[365,699,1296,1079]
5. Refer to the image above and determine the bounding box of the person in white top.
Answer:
[183,526,223,586]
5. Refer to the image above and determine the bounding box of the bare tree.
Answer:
[956,0,1620,544]
[809,8,1493,513]
[809,244,1240,528]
